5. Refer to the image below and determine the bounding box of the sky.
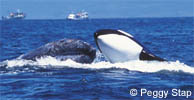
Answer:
[0,0,193,19]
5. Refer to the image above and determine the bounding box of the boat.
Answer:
[67,10,88,20]
[2,9,26,20]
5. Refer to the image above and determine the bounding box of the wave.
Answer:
[1,55,194,74]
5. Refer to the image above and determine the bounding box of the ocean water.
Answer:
[0,17,194,100]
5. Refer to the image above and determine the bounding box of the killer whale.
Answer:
[94,29,165,63]
[19,38,96,63]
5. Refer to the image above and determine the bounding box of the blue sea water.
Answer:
[0,17,194,100]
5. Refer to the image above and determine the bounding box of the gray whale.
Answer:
[20,39,96,63]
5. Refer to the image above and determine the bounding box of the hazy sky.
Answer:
[0,0,193,19]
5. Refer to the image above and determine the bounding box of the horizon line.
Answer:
[0,16,193,21]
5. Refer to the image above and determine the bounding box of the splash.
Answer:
[1,55,194,74]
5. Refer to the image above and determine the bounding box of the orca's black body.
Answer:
[94,29,165,63]
[20,39,96,63]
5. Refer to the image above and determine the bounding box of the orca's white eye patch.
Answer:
[117,30,133,38]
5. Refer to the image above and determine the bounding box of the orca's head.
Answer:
[94,29,165,63]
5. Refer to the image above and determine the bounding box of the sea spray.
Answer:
[1,56,194,74]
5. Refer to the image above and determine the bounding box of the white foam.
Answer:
[1,56,194,74]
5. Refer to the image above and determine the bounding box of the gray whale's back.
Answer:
[20,39,96,63]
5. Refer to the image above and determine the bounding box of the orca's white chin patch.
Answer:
[94,29,165,63]
[97,34,142,63]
